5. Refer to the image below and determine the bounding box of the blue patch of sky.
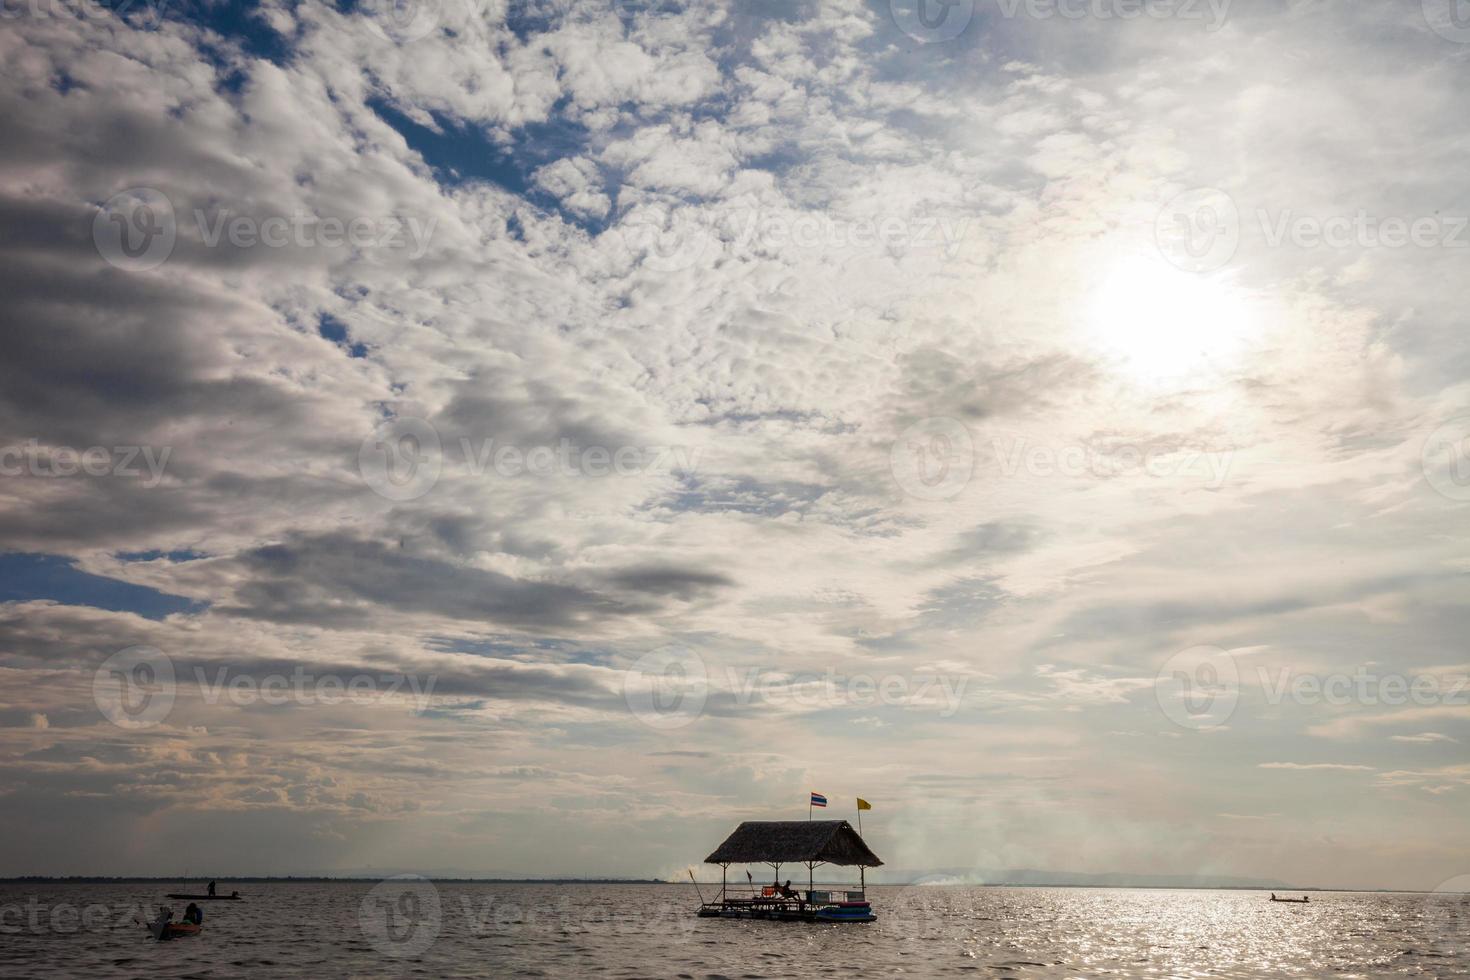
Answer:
[426,635,616,666]
[659,474,827,517]
[150,0,294,63]
[502,0,563,43]
[318,313,369,358]
[366,97,623,233]
[116,549,208,563]
[366,97,531,193]
[417,701,489,719]
[0,553,206,620]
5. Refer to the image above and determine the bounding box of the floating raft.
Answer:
[698,896,875,923]
[697,820,882,924]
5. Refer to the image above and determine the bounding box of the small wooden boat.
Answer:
[813,901,877,923]
[146,919,202,941]
[1269,894,1310,903]
[166,893,241,900]
[695,820,882,923]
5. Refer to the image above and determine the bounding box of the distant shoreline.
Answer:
[0,877,1439,893]
[0,876,667,885]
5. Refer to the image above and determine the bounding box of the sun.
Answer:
[1085,256,1258,384]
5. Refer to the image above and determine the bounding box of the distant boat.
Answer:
[1269,893,1310,903]
[695,820,881,923]
[166,893,241,900]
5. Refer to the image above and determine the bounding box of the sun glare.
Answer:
[1085,257,1258,384]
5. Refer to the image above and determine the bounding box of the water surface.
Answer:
[1,882,1465,978]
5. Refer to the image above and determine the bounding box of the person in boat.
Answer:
[207,880,216,897]
[778,879,799,900]
[183,903,203,926]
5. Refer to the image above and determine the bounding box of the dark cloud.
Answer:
[933,521,1044,566]
[600,564,733,599]
[218,533,638,630]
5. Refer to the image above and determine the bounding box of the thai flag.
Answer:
[810,792,827,808]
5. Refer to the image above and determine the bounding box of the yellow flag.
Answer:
[856,798,872,810]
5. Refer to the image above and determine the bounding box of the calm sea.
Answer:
[0,882,1466,978]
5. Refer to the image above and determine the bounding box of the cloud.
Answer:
[0,0,1468,889]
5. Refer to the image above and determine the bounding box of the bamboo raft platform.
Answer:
[696,820,881,923]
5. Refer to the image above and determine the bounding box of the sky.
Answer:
[0,0,1467,891]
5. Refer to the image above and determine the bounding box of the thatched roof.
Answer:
[703,820,883,867]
